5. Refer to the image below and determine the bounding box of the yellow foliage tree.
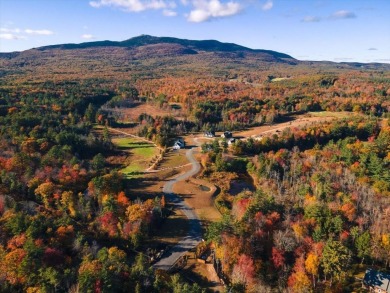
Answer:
[61,191,77,217]
[292,222,307,241]
[382,234,390,267]
[305,252,320,288]
[35,182,56,208]
[289,271,312,293]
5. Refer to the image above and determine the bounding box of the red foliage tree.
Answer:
[98,211,119,237]
[117,191,130,208]
[232,254,255,287]
[43,247,65,267]
[271,247,285,269]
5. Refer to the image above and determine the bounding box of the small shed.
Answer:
[204,131,215,138]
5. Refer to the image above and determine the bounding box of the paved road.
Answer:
[153,142,202,270]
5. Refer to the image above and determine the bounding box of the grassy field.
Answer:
[112,137,159,178]
[271,77,290,82]
[307,111,358,118]
[121,163,144,176]
[113,137,157,156]
[158,149,189,169]
[120,102,185,121]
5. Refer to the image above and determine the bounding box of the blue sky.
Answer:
[0,0,389,63]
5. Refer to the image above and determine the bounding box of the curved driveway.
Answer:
[153,142,202,270]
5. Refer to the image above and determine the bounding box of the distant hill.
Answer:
[0,35,295,63]
[33,34,294,60]
[0,35,389,83]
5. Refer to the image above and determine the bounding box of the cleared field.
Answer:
[271,77,290,82]
[181,260,224,292]
[112,136,159,178]
[150,209,189,246]
[126,138,221,250]
[235,113,336,139]
[119,102,185,121]
[157,148,189,169]
[171,138,221,224]
[173,179,221,224]
[307,111,360,118]
[113,137,156,155]
[121,164,143,176]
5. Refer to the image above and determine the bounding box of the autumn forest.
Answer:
[0,35,389,292]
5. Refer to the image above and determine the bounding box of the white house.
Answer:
[173,138,185,150]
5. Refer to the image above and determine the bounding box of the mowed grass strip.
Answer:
[113,137,158,158]
[121,164,143,178]
[112,137,159,178]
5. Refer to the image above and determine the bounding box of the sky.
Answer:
[0,0,389,63]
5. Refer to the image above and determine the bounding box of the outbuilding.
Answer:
[221,131,232,138]
[204,131,215,138]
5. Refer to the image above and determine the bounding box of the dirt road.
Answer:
[153,142,202,270]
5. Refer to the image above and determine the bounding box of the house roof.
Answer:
[363,269,390,293]
[174,139,185,147]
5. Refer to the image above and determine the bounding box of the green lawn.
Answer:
[120,164,143,179]
[112,137,159,178]
[113,137,158,159]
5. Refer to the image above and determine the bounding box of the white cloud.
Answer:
[0,27,21,33]
[0,33,26,40]
[89,0,168,12]
[89,0,241,21]
[163,9,177,16]
[89,1,101,8]
[302,16,321,23]
[25,29,54,35]
[368,48,377,51]
[302,10,356,23]
[261,0,273,11]
[0,26,54,41]
[81,34,96,39]
[187,0,241,22]
[168,1,177,8]
[330,10,356,20]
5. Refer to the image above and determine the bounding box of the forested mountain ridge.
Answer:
[1,35,389,86]
[1,34,294,59]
